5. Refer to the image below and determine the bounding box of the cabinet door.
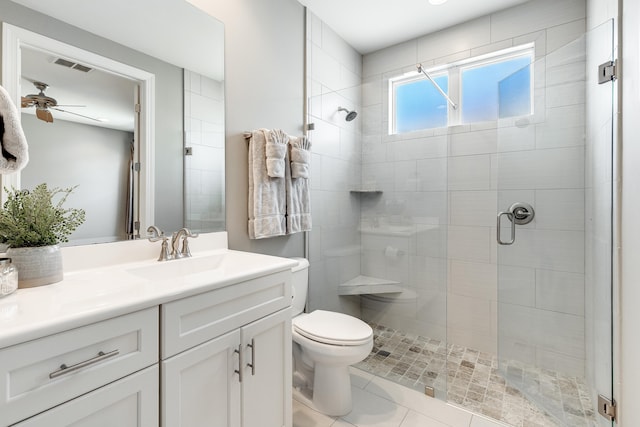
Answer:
[13,365,158,427]
[241,308,292,427]
[162,329,241,427]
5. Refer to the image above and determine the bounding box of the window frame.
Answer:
[389,43,535,135]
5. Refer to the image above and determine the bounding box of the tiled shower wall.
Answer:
[184,70,225,232]
[306,11,363,317]
[361,0,588,375]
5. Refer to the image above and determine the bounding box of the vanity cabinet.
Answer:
[161,270,292,427]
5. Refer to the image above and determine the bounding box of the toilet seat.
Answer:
[293,310,372,346]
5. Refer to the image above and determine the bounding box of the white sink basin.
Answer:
[127,254,225,281]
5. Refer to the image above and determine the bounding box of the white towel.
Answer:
[290,135,310,179]
[0,85,28,173]
[286,135,312,234]
[248,129,286,239]
[265,129,288,178]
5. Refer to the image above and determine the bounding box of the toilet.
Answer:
[290,258,373,416]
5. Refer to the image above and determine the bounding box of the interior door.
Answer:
[495,20,615,426]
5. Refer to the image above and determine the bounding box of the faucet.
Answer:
[171,227,198,259]
[147,225,171,261]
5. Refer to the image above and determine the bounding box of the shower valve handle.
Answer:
[497,202,535,246]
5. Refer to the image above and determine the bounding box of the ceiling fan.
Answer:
[21,81,100,123]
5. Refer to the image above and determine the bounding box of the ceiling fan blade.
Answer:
[21,97,34,108]
[51,107,102,122]
[55,104,86,108]
[35,108,53,123]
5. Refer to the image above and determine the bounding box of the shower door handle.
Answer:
[497,211,515,245]
[497,202,535,245]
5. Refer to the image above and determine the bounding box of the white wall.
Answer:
[361,0,587,375]
[306,11,363,316]
[187,0,305,258]
[21,114,133,243]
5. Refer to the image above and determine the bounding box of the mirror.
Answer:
[0,0,225,245]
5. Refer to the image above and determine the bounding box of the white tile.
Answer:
[448,293,493,336]
[399,411,449,427]
[332,421,357,427]
[293,399,336,427]
[417,158,447,192]
[546,59,586,88]
[546,81,585,108]
[497,147,584,190]
[311,120,341,158]
[497,265,535,307]
[449,129,497,156]
[449,191,497,227]
[389,135,449,161]
[394,160,418,191]
[321,21,361,76]
[312,44,342,89]
[417,16,491,63]
[490,0,586,42]
[498,228,584,273]
[340,386,409,427]
[448,225,492,263]
[449,260,497,301]
[547,19,586,53]
[497,124,536,153]
[471,40,514,57]
[447,325,496,355]
[448,155,492,191]
[364,376,473,427]
[363,40,417,78]
[534,189,584,230]
[536,348,585,377]
[536,269,585,315]
[349,367,374,390]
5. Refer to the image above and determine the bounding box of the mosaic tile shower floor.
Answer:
[354,323,597,427]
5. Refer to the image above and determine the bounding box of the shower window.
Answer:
[390,44,534,134]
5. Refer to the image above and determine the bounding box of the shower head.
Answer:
[338,107,358,122]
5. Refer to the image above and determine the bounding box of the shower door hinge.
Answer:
[134,103,141,113]
[598,395,616,421]
[133,162,141,172]
[598,60,617,84]
[134,221,140,232]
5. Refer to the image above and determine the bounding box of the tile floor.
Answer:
[293,367,509,427]
[352,323,596,427]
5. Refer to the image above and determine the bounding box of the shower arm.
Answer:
[417,64,458,110]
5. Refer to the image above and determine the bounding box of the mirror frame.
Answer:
[1,23,156,233]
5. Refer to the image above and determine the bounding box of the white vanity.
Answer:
[0,233,295,427]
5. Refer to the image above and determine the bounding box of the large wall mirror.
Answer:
[0,0,225,245]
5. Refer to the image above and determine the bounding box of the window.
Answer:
[390,45,533,134]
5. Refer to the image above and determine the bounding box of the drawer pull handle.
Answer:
[234,345,243,382]
[247,339,255,375]
[49,349,119,379]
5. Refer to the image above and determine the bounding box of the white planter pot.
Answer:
[7,245,63,288]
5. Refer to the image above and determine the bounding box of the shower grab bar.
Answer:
[496,202,535,245]
[417,64,458,110]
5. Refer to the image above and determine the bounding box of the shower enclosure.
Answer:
[306,9,614,427]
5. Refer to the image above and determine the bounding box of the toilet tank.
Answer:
[290,257,309,316]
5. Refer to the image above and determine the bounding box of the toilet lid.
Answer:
[293,310,373,346]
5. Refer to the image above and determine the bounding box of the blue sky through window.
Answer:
[461,56,531,123]
[395,75,448,133]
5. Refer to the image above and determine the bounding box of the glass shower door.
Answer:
[495,20,614,426]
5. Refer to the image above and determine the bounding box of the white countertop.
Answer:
[0,233,298,349]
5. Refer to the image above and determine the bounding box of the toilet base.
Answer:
[293,363,353,416]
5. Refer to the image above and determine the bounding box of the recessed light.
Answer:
[429,0,448,5]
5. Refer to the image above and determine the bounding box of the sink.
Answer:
[127,254,225,281]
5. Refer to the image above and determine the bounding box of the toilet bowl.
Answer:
[290,258,373,416]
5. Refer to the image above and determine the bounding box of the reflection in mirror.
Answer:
[0,0,225,245]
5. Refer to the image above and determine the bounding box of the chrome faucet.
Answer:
[171,227,198,259]
[147,225,171,261]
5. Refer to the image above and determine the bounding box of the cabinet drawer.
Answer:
[0,307,159,426]
[162,270,291,358]
[13,365,159,427]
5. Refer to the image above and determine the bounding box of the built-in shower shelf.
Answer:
[338,275,402,296]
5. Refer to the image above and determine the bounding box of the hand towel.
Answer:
[248,129,286,239]
[286,135,312,234]
[0,85,28,173]
[290,135,310,179]
[265,129,288,178]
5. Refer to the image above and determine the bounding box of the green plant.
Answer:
[0,183,86,247]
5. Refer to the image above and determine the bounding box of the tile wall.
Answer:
[360,0,588,376]
[306,11,363,316]
[184,70,225,232]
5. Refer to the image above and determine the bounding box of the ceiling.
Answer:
[296,0,531,54]
[21,47,136,131]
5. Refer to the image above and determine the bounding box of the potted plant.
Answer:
[0,183,85,288]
